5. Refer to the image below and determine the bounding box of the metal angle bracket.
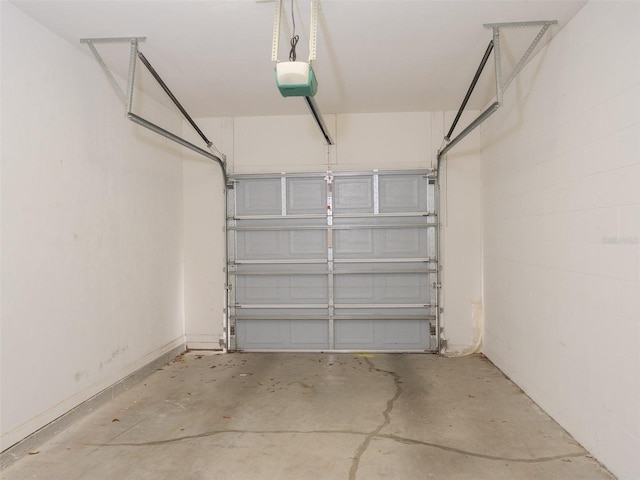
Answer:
[309,0,319,62]
[483,20,558,97]
[80,37,146,107]
[80,36,227,174]
[271,0,283,62]
[437,19,556,162]
[271,0,320,62]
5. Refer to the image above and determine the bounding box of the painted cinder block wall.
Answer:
[182,111,484,353]
[1,3,186,451]
[481,2,640,478]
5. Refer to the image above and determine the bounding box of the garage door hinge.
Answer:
[225,284,232,290]
[432,282,442,288]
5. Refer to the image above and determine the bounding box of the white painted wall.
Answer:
[480,2,640,478]
[182,111,483,351]
[1,3,185,451]
[182,119,230,349]
[438,111,484,353]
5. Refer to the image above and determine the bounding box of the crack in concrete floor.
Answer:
[6,353,614,480]
[87,355,588,474]
[88,425,588,464]
[348,357,403,480]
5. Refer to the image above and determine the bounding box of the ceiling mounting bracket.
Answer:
[437,19,557,164]
[80,36,227,179]
[485,20,557,95]
[272,0,319,63]
[80,37,146,106]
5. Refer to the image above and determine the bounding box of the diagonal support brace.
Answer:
[485,20,557,94]
[437,20,557,164]
[80,37,146,106]
[80,36,226,176]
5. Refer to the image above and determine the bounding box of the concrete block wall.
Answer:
[481,2,640,478]
[1,3,186,451]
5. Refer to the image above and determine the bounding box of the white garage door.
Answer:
[226,170,438,352]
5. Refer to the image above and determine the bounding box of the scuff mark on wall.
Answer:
[73,371,89,383]
[106,346,129,364]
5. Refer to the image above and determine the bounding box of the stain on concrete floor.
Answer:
[1,352,616,480]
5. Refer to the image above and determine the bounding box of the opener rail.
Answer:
[272,0,334,145]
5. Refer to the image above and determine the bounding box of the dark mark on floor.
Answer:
[86,429,587,464]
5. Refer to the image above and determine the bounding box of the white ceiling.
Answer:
[12,0,586,118]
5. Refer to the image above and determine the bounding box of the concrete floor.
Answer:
[2,352,615,480]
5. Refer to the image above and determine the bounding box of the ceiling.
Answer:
[12,0,586,118]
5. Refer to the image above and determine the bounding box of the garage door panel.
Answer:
[229,170,438,352]
[290,319,329,345]
[237,230,282,258]
[334,320,375,344]
[237,319,330,349]
[287,177,327,214]
[381,273,430,301]
[333,275,375,301]
[333,223,429,260]
[236,178,282,215]
[334,229,374,255]
[334,306,431,318]
[237,228,326,260]
[235,263,327,274]
[236,308,329,318]
[235,275,285,302]
[334,228,428,259]
[333,177,373,213]
[382,319,428,344]
[290,276,329,300]
[334,319,430,350]
[379,175,428,213]
[377,227,427,257]
[334,273,429,304]
[236,275,328,304]
[290,230,327,255]
[240,319,286,345]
